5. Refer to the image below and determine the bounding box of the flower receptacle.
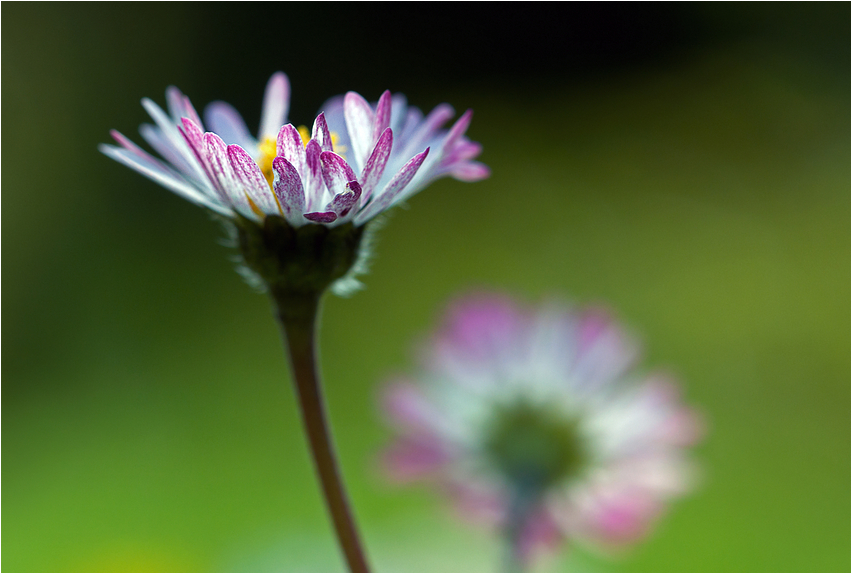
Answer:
[236,214,365,305]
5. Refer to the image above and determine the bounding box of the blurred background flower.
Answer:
[3,3,848,572]
[381,293,702,570]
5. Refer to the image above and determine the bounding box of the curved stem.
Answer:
[273,291,371,573]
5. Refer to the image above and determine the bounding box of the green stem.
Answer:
[273,290,371,573]
[503,485,537,573]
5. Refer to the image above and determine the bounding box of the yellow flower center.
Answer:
[297,125,311,147]
[256,126,347,188]
[257,136,278,188]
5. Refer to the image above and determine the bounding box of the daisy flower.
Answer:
[382,293,702,569]
[99,72,488,228]
[99,73,489,572]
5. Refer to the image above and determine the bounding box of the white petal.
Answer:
[258,72,290,141]
[100,144,232,216]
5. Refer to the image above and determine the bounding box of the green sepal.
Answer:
[235,214,365,302]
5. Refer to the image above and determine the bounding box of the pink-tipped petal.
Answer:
[276,124,307,178]
[141,97,177,132]
[110,129,151,159]
[389,94,411,134]
[573,309,638,388]
[303,139,325,207]
[165,87,186,122]
[179,117,205,157]
[99,143,230,215]
[120,126,208,193]
[360,127,393,201]
[205,101,256,151]
[166,86,203,128]
[304,211,337,223]
[311,113,334,152]
[305,139,322,175]
[634,378,705,447]
[343,91,374,170]
[440,142,484,172]
[259,72,290,141]
[372,90,392,143]
[658,407,705,447]
[383,382,445,434]
[228,145,279,215]
[326,181,362,218]
[383,436,452,482]
[449,161,491,182]
[141,97,210,182]
[398,107,423,140]
[319,151,357,197]
[434,293,527,364]
[179,118,221,194]
[139,124,199,179]
[400,103,455,158]
[442,109,473,154]
[204,132,254,217]
[272,156,305,220]
[588,490,661,544]
[180,95,204,131]
[355,148,429,224]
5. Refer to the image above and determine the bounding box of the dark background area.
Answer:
[4,2,849,572]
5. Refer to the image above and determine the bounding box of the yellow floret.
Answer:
[257,137,277,187]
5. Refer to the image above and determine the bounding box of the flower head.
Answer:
[99,72,488,228]
[382,293,702,565]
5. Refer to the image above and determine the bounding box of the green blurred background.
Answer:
[3,3,848,572]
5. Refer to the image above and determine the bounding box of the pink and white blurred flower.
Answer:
[99,72,489,228]
[382,293,702,566]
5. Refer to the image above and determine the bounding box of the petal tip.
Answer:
[304,211,338,223]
